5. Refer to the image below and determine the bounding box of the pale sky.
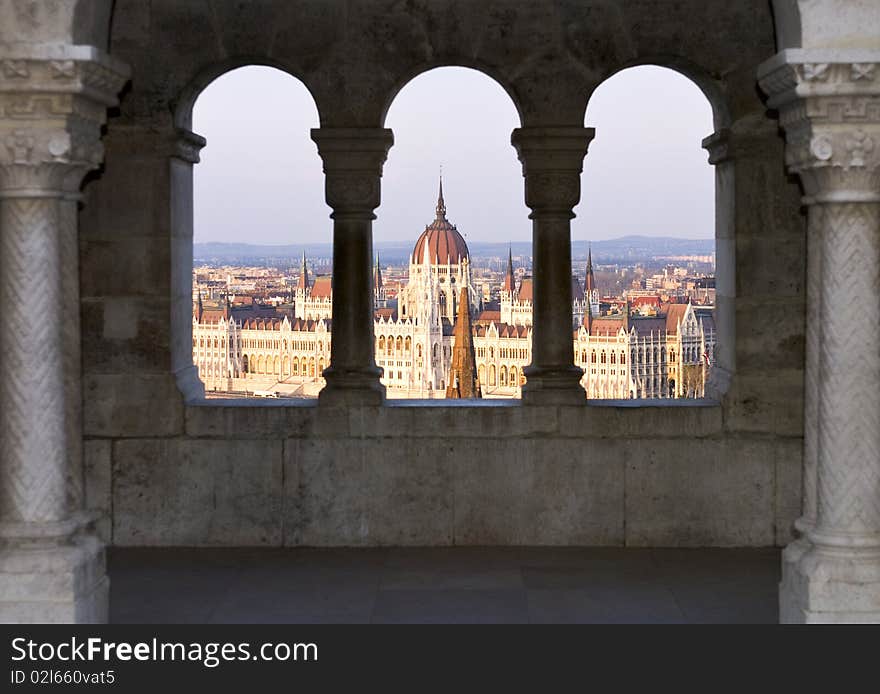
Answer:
[193,65,714,246]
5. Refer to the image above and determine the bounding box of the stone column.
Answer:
[0,50,129,623]
[760,53,880,622]
[170,128,208,401]
[511,127,594,405]
[311,128,393,406]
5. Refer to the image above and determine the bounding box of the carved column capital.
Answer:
[758,50,880,201]
[511,127,594,217]
[172,128,207,164]
[0,49,130,194]
[311,128,394,217]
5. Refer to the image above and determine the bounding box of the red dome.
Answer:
[411,179,469,264]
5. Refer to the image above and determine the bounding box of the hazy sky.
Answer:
[193,65,714,246]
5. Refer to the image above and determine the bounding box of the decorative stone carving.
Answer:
[311,128,393,216]
[0,46,129,624]
[511,127,594,217]
[760,52,880,199]
[760,48,880,622]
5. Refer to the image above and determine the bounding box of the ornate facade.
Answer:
[193,185,715,399]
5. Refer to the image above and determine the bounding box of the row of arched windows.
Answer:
[240,354,325,377]
[477,364,522,388]
[377,335,412,355]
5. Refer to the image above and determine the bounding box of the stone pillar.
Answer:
[311,128,393,406]
[511,127,594,405]
[170,128,208,402]
[760,53,880,622]
[0,50,129,622]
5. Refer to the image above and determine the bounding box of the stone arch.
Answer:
[380,64,524,128]
[489,365,496,386]
[174,64,322,401]
[586,60,729,131]
[582,63,728,400]
[173,60,320,132]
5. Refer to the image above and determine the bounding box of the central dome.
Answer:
[411,179,469,265]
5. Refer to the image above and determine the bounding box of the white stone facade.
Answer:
[193,214,714,401]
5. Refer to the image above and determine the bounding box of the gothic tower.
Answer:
[446,286,481,399]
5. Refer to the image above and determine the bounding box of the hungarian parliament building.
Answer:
[193,185,716,400]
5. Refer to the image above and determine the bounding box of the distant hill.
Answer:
[194,236,715,266]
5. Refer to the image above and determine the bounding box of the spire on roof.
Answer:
[436,174,446,221]
[446,286,481,399]
[297,250,309,291]
[195,289,203,322]
[585,244,596,293]
[503,245,515,293]
[374,253,383,291]
[623,296,631,332]
[583,298,592,332]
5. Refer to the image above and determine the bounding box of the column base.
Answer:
[319,367,386,407]
[175,364,205,402]
[0,527,108,624]
[521,366,586,406]
[779,539,880,623]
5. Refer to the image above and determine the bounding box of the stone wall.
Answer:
[78,0,806,548]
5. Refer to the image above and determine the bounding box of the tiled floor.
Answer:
[109,547,780,624]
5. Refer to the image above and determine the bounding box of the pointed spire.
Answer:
[584,244,596,293]
[584,298,593,332]
[623,296,631,332]
[503,244,515,293]
[446,286,481,399]
[297,250,309,290]
[374,253,383,292]
[436,174,447,221]
[195,289,203,321]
